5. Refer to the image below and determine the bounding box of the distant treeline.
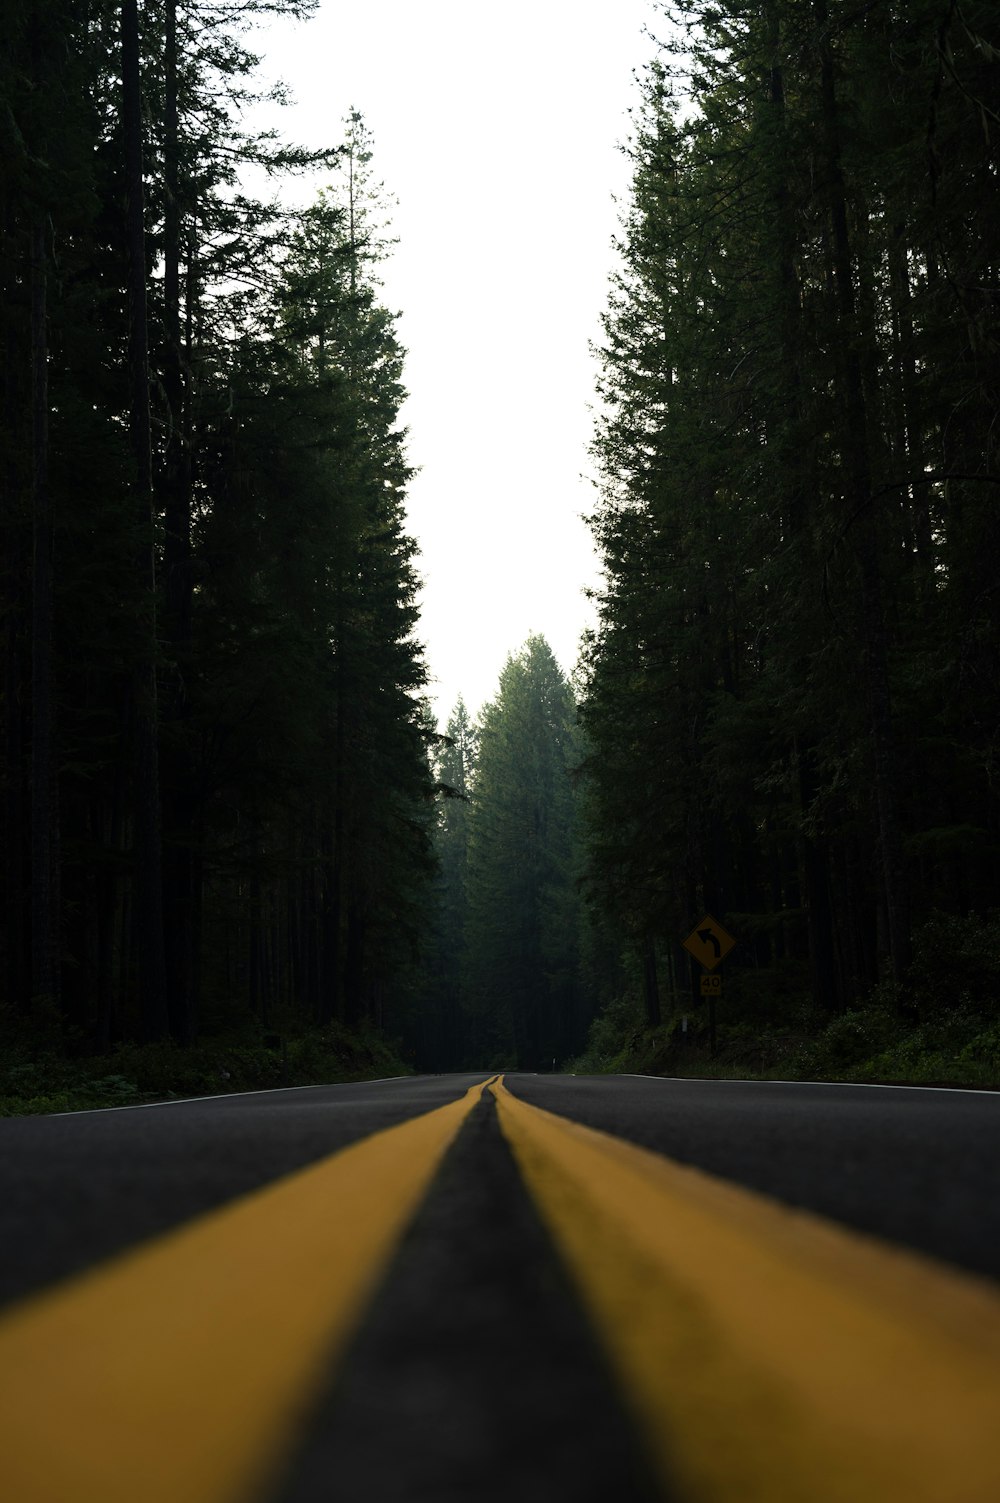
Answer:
[413,639,596,1073]
[1,0,433,1052]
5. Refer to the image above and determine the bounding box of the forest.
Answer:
[1,0,438,1106]
[576,0,1000,1082]
[2,0,999,1110]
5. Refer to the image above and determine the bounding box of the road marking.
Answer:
[492,1075,1000,1503]
[620,1073,998,1095]
[0,1075,496,1503]
[40,1071,425,1117]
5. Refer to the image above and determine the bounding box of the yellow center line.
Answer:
[0,1075,497,1503]
[492,1075,1000,1503]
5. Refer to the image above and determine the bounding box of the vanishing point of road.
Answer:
[2,1071,999,1502]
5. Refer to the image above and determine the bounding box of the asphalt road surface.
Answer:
[513,1073,1000,1280]
[1,1072,999,1503]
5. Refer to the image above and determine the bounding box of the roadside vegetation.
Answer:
[571,912,1000,1090]
[571,1005,1000,1090]
[0,1014,408,1118]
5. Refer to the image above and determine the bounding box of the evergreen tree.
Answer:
[194,113,433,1034]
[404,696,477,1069]
[465,637,586,1069]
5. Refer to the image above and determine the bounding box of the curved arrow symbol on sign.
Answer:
[697,928,722,959]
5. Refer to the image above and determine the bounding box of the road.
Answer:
[1,1072,999,1502]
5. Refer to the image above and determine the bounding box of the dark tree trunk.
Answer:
[816,0,912,989]
[321,681,347,1024]
[768,20,839,1011]
[888,223,933,581]
[2,561,29,1011]
[160,0,197,1043]
[320,821,340,1024]
[94,760,124,1051]
[29,212,59,1010]
[2,242,30,1011]
[344,891,365,1026]
[797,739,837,1012]
[641,937,661,1027]
[122,0,169,1038]
[249,868,263,1020]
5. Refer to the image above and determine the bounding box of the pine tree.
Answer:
[465,637,585,1069]
[414,696,477,1067]
[192,114,432,1034]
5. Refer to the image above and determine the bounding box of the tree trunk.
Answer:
[160,0,197,1043]
[888,223,933,581]
[322,671,347,1023]
[94,759,124,1051]
[2,224,30,1012]
[797,739,838,1011]
[344,890,365,1026]
[29,212,59,1009]
[816,0,912,988]
[768,17,840,1011]
[320,821,340,1024]
[642,937,661,1027]
[122,0,169,1038]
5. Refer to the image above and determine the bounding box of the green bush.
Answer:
[908,909,1000,1017]
[569,994,648,1072]
[800,1006,900,1073]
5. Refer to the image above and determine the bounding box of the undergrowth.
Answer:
[0,1018,410,1117]
[569,1005,1000,1087]
[569,910,1000,1088]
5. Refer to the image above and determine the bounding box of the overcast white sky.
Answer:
[252,0,658,724]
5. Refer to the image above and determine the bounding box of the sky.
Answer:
[250,0,659,724]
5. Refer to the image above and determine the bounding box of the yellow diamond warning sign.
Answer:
[682,915,736,972]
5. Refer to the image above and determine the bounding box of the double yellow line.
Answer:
[491,1076,1000,1503]
[0,1077,495,1503]
[3,1074,1000,1503]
